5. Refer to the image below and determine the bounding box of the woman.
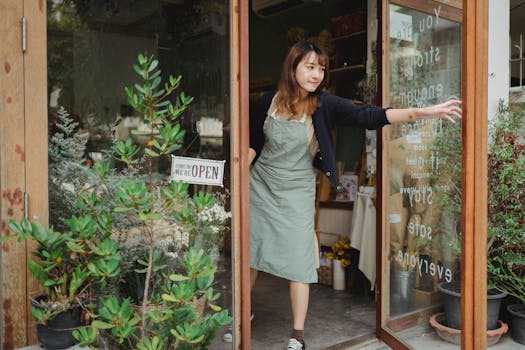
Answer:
[248,41,461,350]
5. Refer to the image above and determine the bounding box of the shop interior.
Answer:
[248,1,379,349]
[45,0,380,349]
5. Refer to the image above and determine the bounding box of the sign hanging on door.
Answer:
[170,155,225,187]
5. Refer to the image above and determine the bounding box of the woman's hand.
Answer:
[418,99,462,123]
[249,148,256,164]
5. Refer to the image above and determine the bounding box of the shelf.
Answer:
[319,200,354,210]
[331,30,366,43]
[329,64,365,74]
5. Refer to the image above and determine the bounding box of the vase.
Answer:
[332,259,345,290]
[390,268,415,316]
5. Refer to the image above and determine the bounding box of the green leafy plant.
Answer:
[68,53,231,349]
[48,106,90,231]
[434,101,525,299]
[486,102,525,302]
[5,214,121,324]
[76,249,231,349]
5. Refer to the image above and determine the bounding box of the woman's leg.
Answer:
[289,281,309,330]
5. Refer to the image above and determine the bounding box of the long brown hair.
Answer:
[274,41,329,117]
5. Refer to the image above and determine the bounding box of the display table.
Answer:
[349,191,376,290]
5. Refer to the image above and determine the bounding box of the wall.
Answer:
[249,0,366,82]
[488,0,510,120]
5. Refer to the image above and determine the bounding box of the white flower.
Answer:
[165,251,178,259]
[198,203,231,223]
[172,224,190,248]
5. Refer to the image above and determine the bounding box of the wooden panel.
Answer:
[239,1,251,349]
[24,0,48,345]
[229,1,240,347]
[379,0,394,334]
[390,0,462,22]
[434,0,462,9]
[0,0,28,348]
[229,0,250,349]
[461,0,488,349]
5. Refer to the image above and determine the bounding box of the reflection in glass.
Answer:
[47,1,233,347]
[387,4,462,318]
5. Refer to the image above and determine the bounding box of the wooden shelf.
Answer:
[331,30,366,43]
[329,64,366,75]
[319,200,354,210]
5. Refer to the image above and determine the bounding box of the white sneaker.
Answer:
[223,325,233,343]
[287,338,305,350]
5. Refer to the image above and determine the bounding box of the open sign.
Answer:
[170,155,225,187]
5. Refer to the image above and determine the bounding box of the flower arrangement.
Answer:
[326,236,352,267]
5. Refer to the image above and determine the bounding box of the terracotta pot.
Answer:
[429,312,508,346]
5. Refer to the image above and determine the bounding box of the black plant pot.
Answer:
[31,295,82,350]
[507,304,525,345]
[437,281,507,330]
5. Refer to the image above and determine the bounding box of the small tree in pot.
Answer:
[5,212,121,349]
[431,108,508,334]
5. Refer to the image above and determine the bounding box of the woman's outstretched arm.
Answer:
[386,99,462,124]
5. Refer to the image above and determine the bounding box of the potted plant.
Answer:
[5,213,121,349]
[486,102,525,344]
[430,114,507,334]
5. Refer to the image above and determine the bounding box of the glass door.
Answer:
[380,1,463,348]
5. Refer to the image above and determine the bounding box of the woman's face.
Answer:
[295,51,325,95]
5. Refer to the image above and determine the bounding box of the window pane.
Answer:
[386,1,462,336]
[510,60,524,87]
[47,1,233,347]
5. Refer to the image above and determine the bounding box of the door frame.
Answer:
[376,0,489,349]
[230,1,251,349]
[0,0,489,349]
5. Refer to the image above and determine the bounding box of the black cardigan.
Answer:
[249,91,390,190]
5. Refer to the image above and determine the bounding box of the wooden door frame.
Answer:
[0,0,489,349]
[377,0,488,349]
[23,0,49,345]
[230,1,251,349]
[1,0,47,348]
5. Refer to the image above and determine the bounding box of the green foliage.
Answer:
[69,54,230,349]
[122,53,191,162]
[7,53,230,348]
[6,215,121,324]
[74,249,232,349]
[48,107,90,231]
[486,102,525,302]
[434,102,525,302]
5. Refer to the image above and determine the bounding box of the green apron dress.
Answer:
[250,113,318,283]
